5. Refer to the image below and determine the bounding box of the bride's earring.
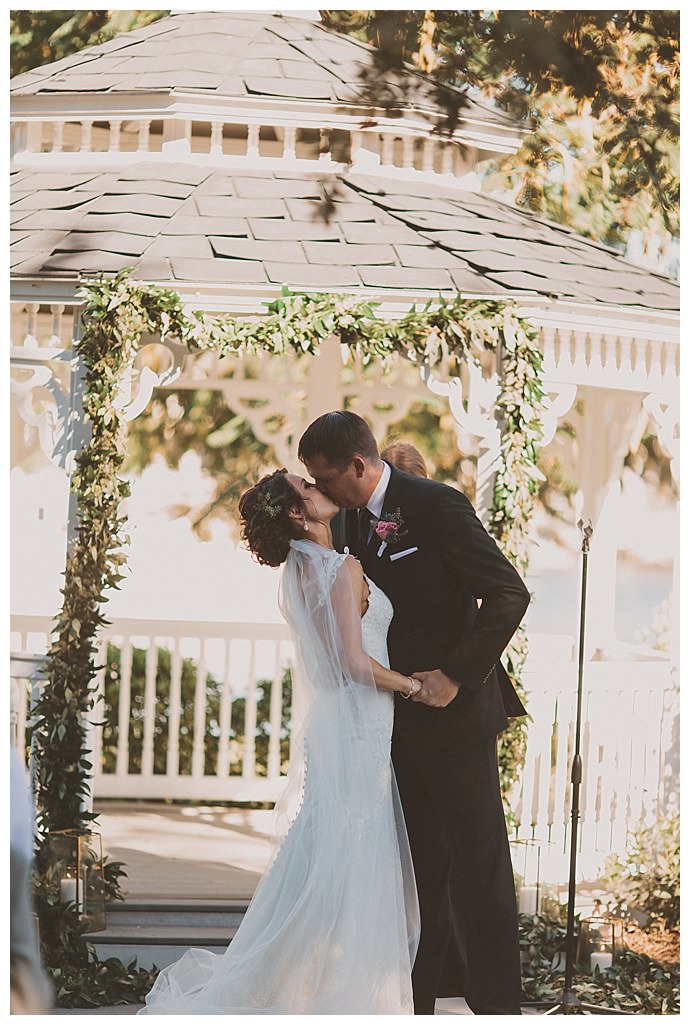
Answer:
[303,520,309,531]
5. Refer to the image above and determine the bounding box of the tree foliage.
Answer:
[9,10,169,76]
[11,10,679,249]
[321,10,679,249]
[125,391,274,540]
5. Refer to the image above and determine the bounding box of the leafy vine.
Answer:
[31,270,544,1004]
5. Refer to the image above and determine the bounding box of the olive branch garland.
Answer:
[31,269,544,1003]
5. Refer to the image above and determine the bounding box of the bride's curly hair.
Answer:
[238,469,307,568]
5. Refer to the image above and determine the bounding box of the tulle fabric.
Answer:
[139,539,419,1014]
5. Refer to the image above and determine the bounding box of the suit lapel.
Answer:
[361,463,405,569]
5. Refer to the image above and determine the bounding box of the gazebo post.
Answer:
[575,387,642,657]
[65,308,89,549]
[304,333,344,441]
[63,307,99,815]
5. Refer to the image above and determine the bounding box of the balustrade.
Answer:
[11,615,677,878]
[11,112,478,187]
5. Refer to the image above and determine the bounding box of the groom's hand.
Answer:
[410,670,459,708]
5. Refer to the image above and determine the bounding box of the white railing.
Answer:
[11,616,294,803]
[10,115,470,184]
[10,616,678,879]
[510,660,678,882]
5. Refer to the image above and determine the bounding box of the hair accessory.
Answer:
[256,490,282,519]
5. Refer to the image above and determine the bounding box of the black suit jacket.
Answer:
[342,464,529,752]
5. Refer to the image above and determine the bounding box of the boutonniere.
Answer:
[372,508,408,557]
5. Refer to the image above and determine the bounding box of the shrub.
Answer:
[602,813,680,931]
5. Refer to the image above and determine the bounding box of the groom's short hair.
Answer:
[298,410,379,468]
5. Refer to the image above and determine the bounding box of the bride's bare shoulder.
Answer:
[341,553,364,582]
[340,555,370,616]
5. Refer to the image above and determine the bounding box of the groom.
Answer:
[298,410,529,1016]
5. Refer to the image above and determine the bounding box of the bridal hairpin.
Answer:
[257,491,282,519]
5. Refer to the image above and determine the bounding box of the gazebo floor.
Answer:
[67,801,591,1015]
[96,799,608,905]
[97,800,272,900]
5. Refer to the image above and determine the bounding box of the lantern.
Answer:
[510,838,541,916]
[576,916,624,972]
[45,830,106,932]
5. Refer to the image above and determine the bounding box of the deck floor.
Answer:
[91,801,477,1014]
[89,800,595,1015]
[98,800,272,900]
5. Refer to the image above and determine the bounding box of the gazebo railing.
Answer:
[11,114,471,183]
[10,615,678,878]
[511,660,678,882]
[11,615,295,803]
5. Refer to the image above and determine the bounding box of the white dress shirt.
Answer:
[365,460,391,519]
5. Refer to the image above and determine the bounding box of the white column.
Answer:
[380,133,395,168]
[108,120,122,152]
[247,124,260,159]
[65,310,91,542]
[282,126,297,161]
[52,121,64,153]
[574,387,643,657]
[304,334,344,434]
[79,120,93,152]
[643,393,680,668]
[318,128,331,162]
[137,120,151,153]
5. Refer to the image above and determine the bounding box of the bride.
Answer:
[139,469,421,1014]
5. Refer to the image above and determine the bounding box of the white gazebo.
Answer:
[11,10,679,882]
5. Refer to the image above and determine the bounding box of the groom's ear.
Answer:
[352,455,366,478]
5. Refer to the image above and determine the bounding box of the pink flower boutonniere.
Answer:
[372,508,408,557]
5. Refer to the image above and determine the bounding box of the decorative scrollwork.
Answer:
[644,393,679,485]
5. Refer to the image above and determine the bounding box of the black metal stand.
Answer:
[524,520,631,1015]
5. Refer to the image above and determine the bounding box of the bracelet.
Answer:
[401,677,421,700]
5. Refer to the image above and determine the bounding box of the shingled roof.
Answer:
[10,9,515,133]
[9,163,679,311]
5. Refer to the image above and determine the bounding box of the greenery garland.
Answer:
[31,269,545,1005]
[31,277,194,1003]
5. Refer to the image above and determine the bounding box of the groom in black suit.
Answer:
[299,411,529,1015]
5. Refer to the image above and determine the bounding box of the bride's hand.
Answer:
[410,670,459,707]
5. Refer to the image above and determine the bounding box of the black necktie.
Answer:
[358,508,370,549]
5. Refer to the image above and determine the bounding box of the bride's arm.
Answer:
[341,556,420,699]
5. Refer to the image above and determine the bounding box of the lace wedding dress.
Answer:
[139,540,419,1015]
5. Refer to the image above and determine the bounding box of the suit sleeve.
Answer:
[432,485,530,693]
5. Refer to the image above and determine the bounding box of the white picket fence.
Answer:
[10,615,678,880]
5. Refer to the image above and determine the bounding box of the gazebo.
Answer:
[11,10,679,892]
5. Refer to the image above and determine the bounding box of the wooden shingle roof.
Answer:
[10,164,679,311]
[9,9,516,133]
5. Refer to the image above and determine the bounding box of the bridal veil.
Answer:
[139,539,419,1014]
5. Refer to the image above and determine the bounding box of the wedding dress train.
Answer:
[139,540,419,1014]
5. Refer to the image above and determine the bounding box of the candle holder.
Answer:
[577,916,624,973]
[45,830,106,932]
[511,838,541,916]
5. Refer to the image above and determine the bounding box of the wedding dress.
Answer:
[139,539,419,1014]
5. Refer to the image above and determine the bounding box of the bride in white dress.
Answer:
[139,469,421,1015]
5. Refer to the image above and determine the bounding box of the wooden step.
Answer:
[104,898,249,930]
[89,899,249,969]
